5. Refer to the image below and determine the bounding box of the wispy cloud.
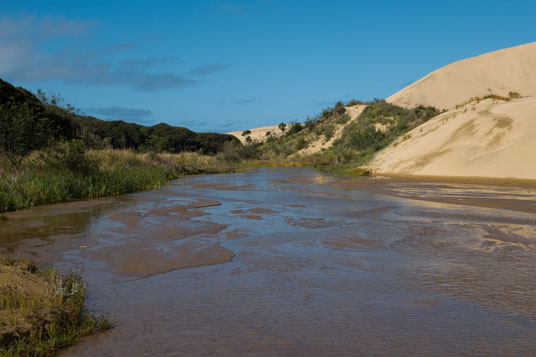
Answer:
[212,1,247,14]
[120,57,178,69]
[0,15,196,91]
[215,119,247,131]
[187,64,227,76]
[174,120,209,129]
[235,97,260,104]
[38,16,98,37]
[0,15,96,39]
[175,120,196,126]
[86,106,152,120]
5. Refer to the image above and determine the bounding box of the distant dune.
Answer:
[229,42,536,180]
[369,97,536,179]
[387,42,536,110]
[227,125,282,144]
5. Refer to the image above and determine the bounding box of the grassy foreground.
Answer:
[0,149,238,213]
[0,258,111,355]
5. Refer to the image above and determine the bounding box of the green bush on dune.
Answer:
[241,99,440,174]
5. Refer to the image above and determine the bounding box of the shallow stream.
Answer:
[2,167,536,355]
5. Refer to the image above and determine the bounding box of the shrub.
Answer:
[0,100,54,166]
[295,137,306,151]
[333,101,346,115]
[335,113,350,125]
[287,122,304,136]
[508,91,521,99]
[346,99,364,106]
[323,124,335,141]
[39,139,91,172]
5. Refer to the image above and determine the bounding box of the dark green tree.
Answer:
[0,100,52,166]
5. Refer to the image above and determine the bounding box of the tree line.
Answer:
[0,78,239,165]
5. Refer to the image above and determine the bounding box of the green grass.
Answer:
[342,167,371,176]
[0,258,111,356]
[0,150,238,213]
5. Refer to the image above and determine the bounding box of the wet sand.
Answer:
[1,167,536,355]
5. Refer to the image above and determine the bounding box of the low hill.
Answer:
[0,78,239,154]
[387,42,536,110]
[369,96,536,179]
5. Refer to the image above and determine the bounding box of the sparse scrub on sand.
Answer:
[508,91,521,99]
[455,92,518,109]
[0,257,111,355]
[246,99,440,174]
[331,100,438,163]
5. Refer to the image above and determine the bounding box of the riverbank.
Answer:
[0,149,239,213]
[0,257,110,355]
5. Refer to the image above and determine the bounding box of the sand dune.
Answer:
[298,104,366,155]
[369,97,536,179]
[387,42,536,110]
[227,125,283,144]
[230,43,536,180]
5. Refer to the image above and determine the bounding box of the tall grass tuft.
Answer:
[0,258,111,355]
[0,149,238,213]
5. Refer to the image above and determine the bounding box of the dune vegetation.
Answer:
[0,257,111,355]
[232,100,440,174]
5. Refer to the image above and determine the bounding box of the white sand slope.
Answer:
[227,125,283,144]
[369,97,536,179]
[298,104,366,155]
[387,42,536,110]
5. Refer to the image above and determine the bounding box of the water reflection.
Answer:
[1,167,535,355]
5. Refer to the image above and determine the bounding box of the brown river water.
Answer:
[1,167,536,356]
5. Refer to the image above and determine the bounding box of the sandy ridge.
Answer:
[369,97,536,179]
[387,42,536,110]
[227,125,283,144]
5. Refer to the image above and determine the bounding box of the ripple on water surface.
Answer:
[2,167,536,355]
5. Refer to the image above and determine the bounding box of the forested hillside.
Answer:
[0,78,239,156]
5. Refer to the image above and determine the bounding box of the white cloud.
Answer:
[0,15,195,91]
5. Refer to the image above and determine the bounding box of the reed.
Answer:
[0,149,238,213]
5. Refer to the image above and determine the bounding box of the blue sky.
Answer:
[1,0,535,133]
